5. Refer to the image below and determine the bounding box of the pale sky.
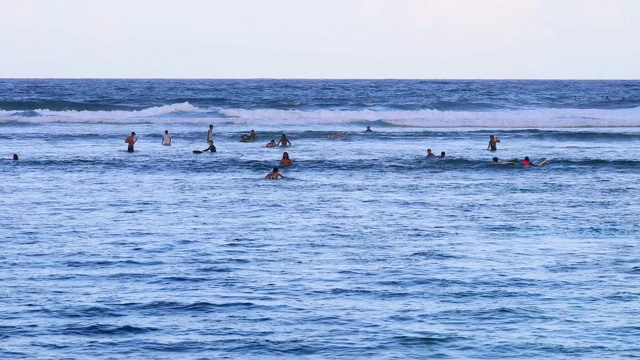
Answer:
[1,0,639,79]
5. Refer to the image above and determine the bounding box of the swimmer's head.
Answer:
[12,154,18,160]
[273,167,279,172]
[524,156,530,161]
[493,157,498,162]
[165,130,168,134]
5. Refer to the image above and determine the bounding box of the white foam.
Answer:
[218,107,640,128]
[0,102,207,123]
[2,105,640,128]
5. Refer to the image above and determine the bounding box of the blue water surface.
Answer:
[1,80,640,359]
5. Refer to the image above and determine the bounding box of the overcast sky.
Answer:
[1,0,638,79]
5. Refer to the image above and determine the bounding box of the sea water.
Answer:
[1,79,640,359]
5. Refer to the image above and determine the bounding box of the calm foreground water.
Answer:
[1,80,640,359]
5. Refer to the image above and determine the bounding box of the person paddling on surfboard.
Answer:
[266,139,277,148]
[522,156,532,166]
[265,167,286,179]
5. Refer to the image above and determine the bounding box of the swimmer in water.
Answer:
[125,132,137,152]
[491,157,500,164]
[277,134,291,147]
[440,151,445,158]
[365,126,372,132]
[12,154,18,160]
[279,152,293,166]
[161,130,171,146]
[427,149,436,157]
[487,135,500,151]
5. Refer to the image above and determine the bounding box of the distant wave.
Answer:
[2,104,640,128]
[218,107,640,128]
[0,102,216,123]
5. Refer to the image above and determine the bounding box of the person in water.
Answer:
[240,134,251,141]
[266,167,286,179]
[491,157,500,164]
[278,134,291,147]
[487,135,500,151]
[202,140,217,153]
[125,132,137,152]
[266,139,277,148]
[440,151,445,158]
[426,149,436,157]
[365,126,372,132]
[207,124,214,142]
[12,154,18,160]
[250,130,258,140]
[521,156,532,166]
[162,130,172,146]
[279,152,293,166]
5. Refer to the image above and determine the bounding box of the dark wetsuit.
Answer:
[488,139,498,151]
[204,145,216,153]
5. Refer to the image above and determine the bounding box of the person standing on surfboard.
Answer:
[125,132,137,152]
[487,135,500,151]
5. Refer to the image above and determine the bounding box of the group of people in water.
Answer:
[112,126,541,178]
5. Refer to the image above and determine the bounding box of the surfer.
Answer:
[487,135,500,151]
[250,130,258,140]
[12,154,18,160]
[427,149,436,157]
[491,157,500,164]
[207,124,214,142]
[266,140,277,148]
[240,134,252,141]
[278,134,291,147]
[162,130,172,146]
[521,156,532,166]
[202,140,216,153]
[365,126,372,132]
[125,132,137,152]
[266,167,286,179]
[279,152,293,166]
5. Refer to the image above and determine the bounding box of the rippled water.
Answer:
[2,80,640,358]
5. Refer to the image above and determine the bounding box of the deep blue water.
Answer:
[1,80,640,359]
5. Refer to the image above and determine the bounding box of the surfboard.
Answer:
[537,158,548,166]
[193,150,203,154]
[501,162,517,165]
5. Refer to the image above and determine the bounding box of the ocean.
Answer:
[1,79,640,359]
